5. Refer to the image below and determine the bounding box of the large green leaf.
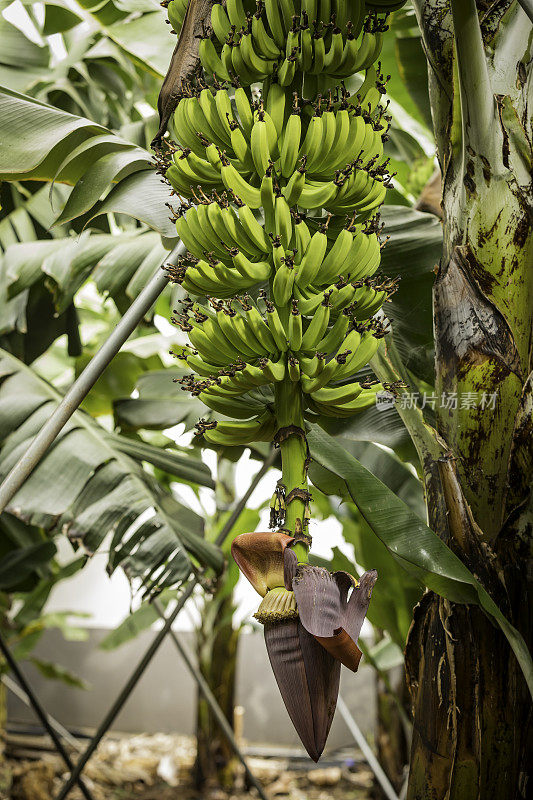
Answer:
[0,87,173,237]
[0,183,71,252]
[310,437,425,517]
[380,206,442,385]
[309,438,424,646]
[0,348,222,592]
[74,0,172,76]
[308,426,533,696]
[341,515,422,647]
[102,11,174,77]
[110,434,215,488]
[0,0,158,124]
[1,229,168,325]
[114,369,205,432]
[0,511,56,592]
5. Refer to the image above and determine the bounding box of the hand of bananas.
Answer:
[156,0,400,445]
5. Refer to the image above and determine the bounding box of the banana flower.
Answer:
[232,531,377,761]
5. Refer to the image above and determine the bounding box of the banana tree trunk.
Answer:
[406,2,533,798]
[194,458,240,791]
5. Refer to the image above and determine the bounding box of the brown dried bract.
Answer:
[152,0,216,148]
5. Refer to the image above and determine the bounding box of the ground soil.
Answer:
[2,733,374,800]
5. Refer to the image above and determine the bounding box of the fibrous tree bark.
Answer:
[406,2,533,798]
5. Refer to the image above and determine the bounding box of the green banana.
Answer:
[274,193,293,248]
[250,114,272,175]
[211,2,232,43]
[300,297,330,350]
[265,79,286,136]
[280,110,302,178]
[234,86,254,137]
[316,310,349,352]
[272,259,296,305]
[263,0,285,48]
[221,162,262,207]
[167,0,187,33]
[252,6,281,60]
[234,199,271,251]
[287,301,303,351]
[199,391,266,419]
[295,227,328,288]
[264,297,289,350]
[310,381,363,405]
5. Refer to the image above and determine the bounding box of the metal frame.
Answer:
[0,633,95,800]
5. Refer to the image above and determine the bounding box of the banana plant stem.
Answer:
[275,379,309,558]
[0,242,186,515]
[153,600,269,800]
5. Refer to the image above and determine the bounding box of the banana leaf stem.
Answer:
[517,0,533,23]
[450,0,496,158]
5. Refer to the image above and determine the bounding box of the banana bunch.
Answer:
[199,0,390,86]
[159,0,397,449]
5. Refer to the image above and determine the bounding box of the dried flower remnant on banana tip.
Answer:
[154,0,407,760]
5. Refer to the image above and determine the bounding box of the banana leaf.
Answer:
[0,86,174,237]
[308,425,533,696]
[114,369,205,432]
[0,229,171,363]
[73,0,173,76]
[0,521,56,592]
[0,348,223,593]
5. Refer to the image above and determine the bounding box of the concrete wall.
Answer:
[8,627,376,750]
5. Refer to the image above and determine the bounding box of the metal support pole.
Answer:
[0,244,184,514]
[517,0,533,24]
[55,451,276,800]
[337,695,400,800]
[154,601,269,800]
[2,674,82,751]
[0,634,96,800]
